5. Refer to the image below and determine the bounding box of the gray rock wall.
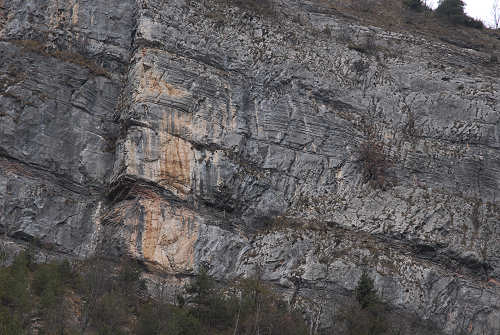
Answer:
[1,0,499,333]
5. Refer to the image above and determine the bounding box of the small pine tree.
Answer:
[435,0,466,24]
[355,271,379,309]
[186,266,215,306]
[337,273,389,335]
[403,0,424,11]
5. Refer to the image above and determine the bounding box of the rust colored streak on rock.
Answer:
[136,200,198,272]
[159,135,192,192]
[141,201,162,263]
[72,2,79,25]
[488,278,500,287]
[140,69,188,98]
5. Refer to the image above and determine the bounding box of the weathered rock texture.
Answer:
[1,0,499,333]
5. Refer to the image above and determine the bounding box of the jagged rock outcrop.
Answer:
[0,0,499,333]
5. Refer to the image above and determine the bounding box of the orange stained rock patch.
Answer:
[158,134,192,193]
[162,107,193,134]
[132,199,199,272]
[151,113,194,194]
[140,201,162,264]
[140,69,188,98]
[488,278,500,287]
[72,2,79,25]
[122,117,193,195]
[0,157,34,179]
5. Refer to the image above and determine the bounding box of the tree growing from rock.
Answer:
[403,0,425,11]
[335,271,389,335]
[355,271,379,309]
[435,0,465,23]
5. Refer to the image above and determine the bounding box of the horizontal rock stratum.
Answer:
[0,0,499,333]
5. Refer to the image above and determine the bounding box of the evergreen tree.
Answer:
[336,272,389,335]
[435,0,466,24]
[355,271,379,309]
[185,266,215,306]
[403,0,424,11]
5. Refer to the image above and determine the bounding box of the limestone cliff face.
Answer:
[1,0,499,333]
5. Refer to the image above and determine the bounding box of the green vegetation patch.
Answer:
[0,253,307,335]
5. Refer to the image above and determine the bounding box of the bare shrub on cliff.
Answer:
[352,0,375,12]
[356,106,392,190]
[210,0,275,17]
[234,0,275,16]
[492,0,500,29]
[359,139,390,189]
[348,33,378,55]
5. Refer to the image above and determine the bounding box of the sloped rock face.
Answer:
[0,0,136,255]
[1,0,499,333]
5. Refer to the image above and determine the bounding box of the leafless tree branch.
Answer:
[492,0,500,29]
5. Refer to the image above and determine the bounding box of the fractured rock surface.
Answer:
[0,0,499,333]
